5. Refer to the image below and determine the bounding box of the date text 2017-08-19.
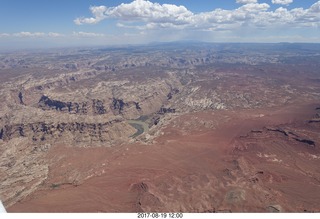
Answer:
[137,213,183,218]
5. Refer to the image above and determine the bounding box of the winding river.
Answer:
[127,120,149,138]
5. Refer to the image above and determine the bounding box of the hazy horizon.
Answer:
[1,0,320,50]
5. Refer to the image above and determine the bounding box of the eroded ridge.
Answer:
[1,43,320,212]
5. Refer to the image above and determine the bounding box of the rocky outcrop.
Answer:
[309,119,320,123]
[38,96,109,115]
[167,88,179,100]
[38,95,89,114]
[92,99,107,114]
[0,119,134,145]
[292,138,315,147]
[157,107,176,115]
[130,182,164,212]
[266,127,289,136]
[111,98,141,114]
[266,127,316,147]
[234,125,317,153]
[111,98,144,119]
[18,92,24,105]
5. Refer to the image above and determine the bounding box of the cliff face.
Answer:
[38,95,115,116]
[36,76,181,120]
[2,44,320,212]
[0,69,182,208]
[111,98,141,117]
[0,119,133,144]
[38,95,95,115]
[0,112,136,207]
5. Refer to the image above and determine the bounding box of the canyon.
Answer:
[0,43,319,212]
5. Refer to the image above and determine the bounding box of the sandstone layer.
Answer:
[0,43,320,212]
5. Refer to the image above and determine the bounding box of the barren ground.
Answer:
[8,101,320,212]
[1,44,320,212]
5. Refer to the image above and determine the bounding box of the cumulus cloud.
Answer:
[74,6,107,25]
[309,1,320,13]
[252,1,320,28]
[271,0,293,5]
[74,0,193,26]
[236,0,258,4]
[74,0,320,31]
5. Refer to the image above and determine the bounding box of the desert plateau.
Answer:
[0,42,319,212]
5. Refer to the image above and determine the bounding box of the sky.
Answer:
[0,0,319,49]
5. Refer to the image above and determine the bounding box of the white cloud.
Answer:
[252,1,320,28]
[271,0,293,5]
[48,32,64,37]
[236,0,258,4]
[0,33,10,37]
[74,0,193,26]
[75,1,270,30]
[13,32,46,37]
[72,31,105,37]
[0,32,105,38]
[237,3,270,12]
[74,0,320,32]
[0,32,65,38]
[309,1,320,13]
[74,6,107,25]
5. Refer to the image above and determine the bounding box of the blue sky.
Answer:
[0,0,319,49]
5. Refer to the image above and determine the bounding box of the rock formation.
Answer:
[1,43,320,212]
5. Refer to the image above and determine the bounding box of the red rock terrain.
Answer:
[8,102,320,212]
[1,43,320,213]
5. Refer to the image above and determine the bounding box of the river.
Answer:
[127,120,149,138]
